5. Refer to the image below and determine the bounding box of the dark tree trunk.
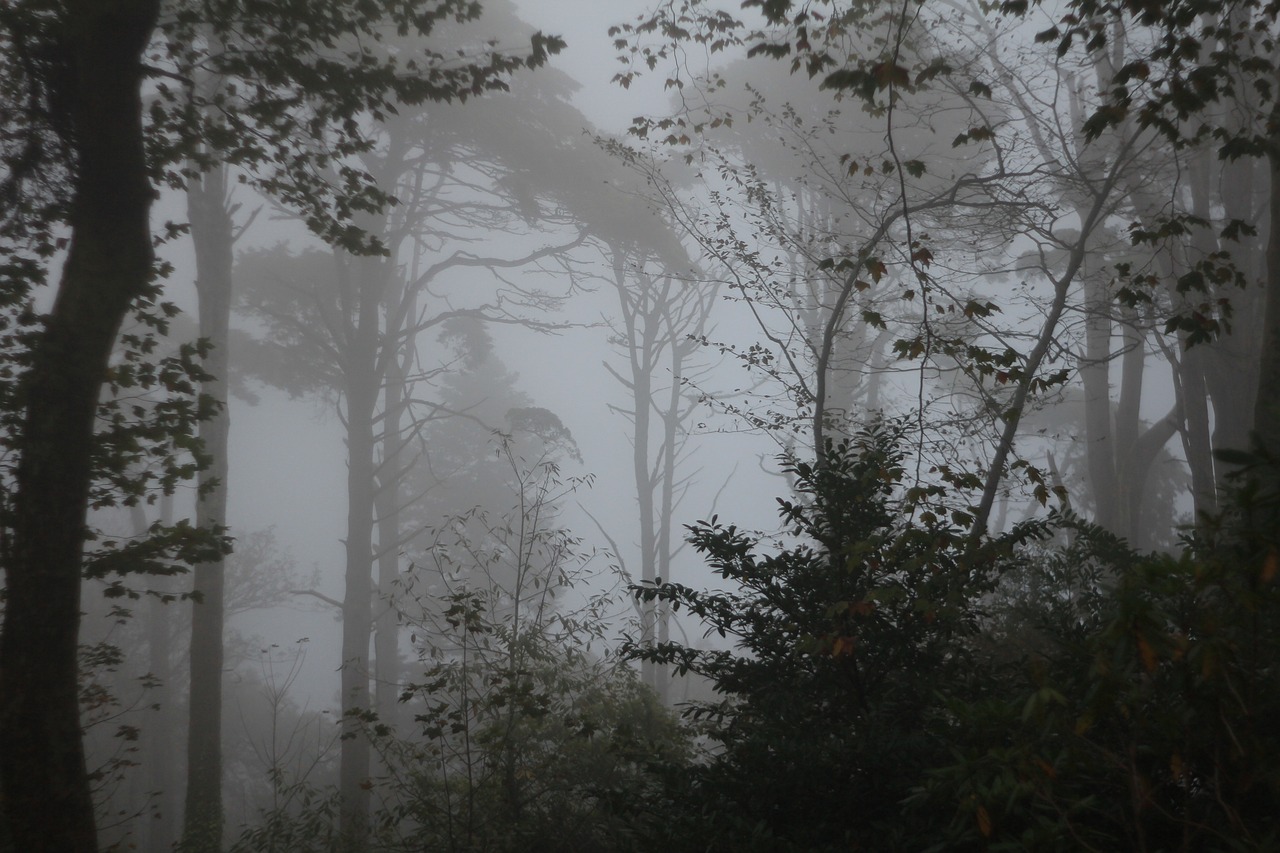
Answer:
[1254,140,1280,466]
[0,3,160,851]
[182,163,234,852]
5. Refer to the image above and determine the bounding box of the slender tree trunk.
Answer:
[1081,272,1119,532]
[182,162,234,852]
[135,498,178,853]
[146,593,179,851]
[653,339,687,705]
[1113,308,1144,543]
[0,4,159,851]
[338,253,383,846]
[632,354,658,692]
[373,269,409,730]
[1181,344,1219,519]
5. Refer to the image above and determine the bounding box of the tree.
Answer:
[0,1,565,849]
[597,242,715,702]
[628,425,1034,850]
[610,35,999,459]
[229,445,682,853]
[183,157,243,851]
[921,461,1280,851]
[233,66,592,831]
[0,4,165,849]
[612,0,1279,547]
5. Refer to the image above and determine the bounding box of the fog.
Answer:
[2,0,1276,850]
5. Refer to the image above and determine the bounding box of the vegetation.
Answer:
[2,0,1279,850]
[621,433,1280,851]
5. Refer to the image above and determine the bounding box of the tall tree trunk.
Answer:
[145,593,179,851]
[1080,271,1119,532]
[1210,23,1267,466]
[135,498,178,853]
[1179,347,1219,519]
[338,253,383,846]
[373,269,409,730]
[632,350,658,693]
[1253,136,1280,468]
[1113,308,1144,543]
[0,3,160,851]
[182,162,234,852]
[653,337,687,705]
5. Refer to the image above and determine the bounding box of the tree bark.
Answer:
[0,3,160,851]
[373,278,408,731]
[1080,272,1119,532]
[182,162,234,852]
[338,252,384,846]
[1253,133,1280,466]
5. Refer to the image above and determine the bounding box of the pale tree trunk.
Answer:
[606,249,714,701]
[1080,270,1119,532]
[1112,307,1143,540]
[653,334,691,705]
[182,160,234,853]
[630,315,659,693]
[0,4,160,851]
[373,272,411,730]
[605,256,661,693]
[338,249,392,846]
[146,594,179,851]
[336,134,406,840]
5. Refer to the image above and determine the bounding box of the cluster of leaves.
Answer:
[626,424,1043,851]
[619,430,1280,852]
[154,0,565,253]
[372,590,682,853]
[921,450,1280,852]
[1022,0,1278,153]
[0,283,231,596]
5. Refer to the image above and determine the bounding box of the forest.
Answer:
[0,0,1278,850]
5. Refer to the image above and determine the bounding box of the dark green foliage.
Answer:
[920,462,1280,851]
[628,425,1037,851]
[621,430,1280,852]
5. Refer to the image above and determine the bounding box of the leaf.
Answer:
[830,636,857,657]
[867,258,888,282]
[1137,635,1158,673]
[1034,26,1061,44]
[1261,548,1278,585]
[976,805,992,838]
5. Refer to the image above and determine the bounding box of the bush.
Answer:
[628,424,1037,851]
[921,456,1280,852]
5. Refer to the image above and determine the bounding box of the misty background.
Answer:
[4,0,1277,850]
